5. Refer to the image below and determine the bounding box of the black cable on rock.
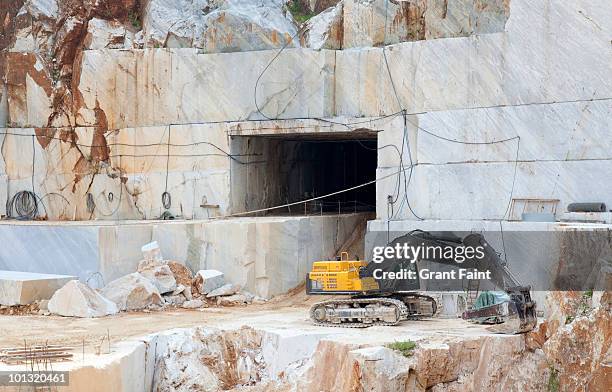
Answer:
[254,26,305,121]
[6,136,47,220]
[6,191,39,220]
[162,125,172,211]
[161,192,172,210]
[160,210,175,220]
[86,192,95,214]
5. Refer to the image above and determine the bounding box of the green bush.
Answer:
[128,10,141,30]
[386,340,417,357]
[548,366,560,392]
[287,1,315,24]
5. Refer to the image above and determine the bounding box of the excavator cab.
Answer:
[306,251,437,328]
[306,252,379,295]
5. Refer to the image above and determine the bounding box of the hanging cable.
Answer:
[161,125,172,211]
[86,192,95,214]
[0,130,258,164]
[5,136,47,220]
[381,0,422,220]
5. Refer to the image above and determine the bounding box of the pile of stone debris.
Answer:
[0,302,41,316]
[39,242,266,318]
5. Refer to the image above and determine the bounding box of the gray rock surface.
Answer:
[206,283,241,298]
[301,1,343,49]
[48,280,118,318]
[171,284,186,296]
[20,0,59,20]
[338,0,509,48]
[84,18,134,50]
[37,299,49,311]
[101,272,162,311]
[0,271,77,306]
[194,269,225,295]
[137,260,177,294]
[183,286,193,300]
[164,294,186,306]
[181,299,204,309]
[142,0,299,52]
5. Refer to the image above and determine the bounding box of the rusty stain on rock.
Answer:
[34,127,57,149]
[92,100,110,162]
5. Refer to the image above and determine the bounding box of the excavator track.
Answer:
[309,298,408,328]
[399,293,438,319]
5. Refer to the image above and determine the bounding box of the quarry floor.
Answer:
[1,290,499,351]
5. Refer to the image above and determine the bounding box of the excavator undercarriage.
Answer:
[308,294,437,328]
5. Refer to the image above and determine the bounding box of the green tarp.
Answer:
[474,291,509,309]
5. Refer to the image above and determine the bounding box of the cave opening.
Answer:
[230,132,378,215]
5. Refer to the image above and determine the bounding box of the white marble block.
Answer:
[0,270,77,306]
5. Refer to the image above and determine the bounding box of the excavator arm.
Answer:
[364,230,537,333]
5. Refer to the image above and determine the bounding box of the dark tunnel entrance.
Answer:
[230,133,378,215]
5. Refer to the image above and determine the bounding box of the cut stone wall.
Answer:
[0,212,369,297]
[366,219,612,311]
[1,0,610,221]
[376,100,612,221]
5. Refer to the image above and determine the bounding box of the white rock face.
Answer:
[142,0,298,52]
[346,346,414,390]
[2,0,611,226]
[206,283,240,297]
[11,2,57,53]
[424,0,510,39]
[0,271,77,306]
[137,260,177,294]
[374,99,612,221]
[21,0,59,20]
[153,327,264,391]
[171,284,186,295]
[340,0,509,48]
[101,272,162,311]
[84,18,134,50]
[183,286,193,300]
[0,215,368,300]
[194,269,225,294]
[47,280,118,318]
[302,2,343,50]
[141,241,163,262]
[306,0,341,13]
[201,213,369,298]
[164,294,186,306]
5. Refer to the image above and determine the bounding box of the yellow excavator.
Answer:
[306,230,537,333]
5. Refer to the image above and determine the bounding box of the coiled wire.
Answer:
[6,191,40,220]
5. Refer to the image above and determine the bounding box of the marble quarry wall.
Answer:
[0,212,369,298]
[1,0,608,222]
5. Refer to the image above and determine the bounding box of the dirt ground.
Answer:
[0,287,497,351]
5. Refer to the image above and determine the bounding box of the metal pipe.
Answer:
[567,202,607,212]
